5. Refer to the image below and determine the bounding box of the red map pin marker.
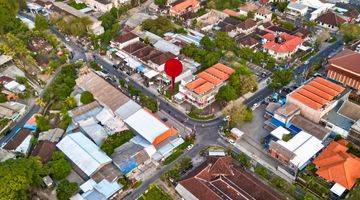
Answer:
[165,58,183,92]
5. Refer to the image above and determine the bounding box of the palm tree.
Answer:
[35,97,46,107]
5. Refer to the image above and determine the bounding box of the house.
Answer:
[236,35,259,48]
[262,32,303,59]
[237,18,257,34]
[313,140,360,196]
[222,9,239,17]
[268,126,324,170]
[56,132,112,177]
[3,80,26,93]
[0,101,26,121]
[3,129,33,155]
[196,9,228,31]
[238,2,259,16]
[0,149,16,162]
[111,141,150,174]
[320,100,360,137]
[31,140,56,163]
[316,11,346,30]
[255,7,272,22]
[287,77,346,123]
[110,32,139,50]
[72,178,123,200]
[292,27,311,41]
[217,17,242,37]
[273,103,300,125]
[51,2,104,35]
[76,0,130,13]
[327,49,360,91]
[38,128,64,142]
[297,0,335,20]
[169,0,200,16]
[175,156,286,200]
[286,2,308,16]
[179,63,235,109]
[348,120,360,148]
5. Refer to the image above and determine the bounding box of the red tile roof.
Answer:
[114,32,138,43]
[170,0,199,15]
[313,140,360,190]
[263,33,303,53]
[222,9,238,17]
[328,49,360,75]
[316,11,346,27]
[185,63,234,95]
[178,156,285,200]
[290,77,345,110]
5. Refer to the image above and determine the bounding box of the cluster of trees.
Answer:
[45,151,72,181]
[205,0,245,10]
[35,115,52,132]
[140,95,158,113]
[273,1,289,12]
[223,102,253,127]
[163,157,192,182]
[55,16,93,37]
[80,91,94,104]
[154,0,167,6]
[68,0,87,10]
[0,0,27,35]
[267,69,293,90]
[340,24,360,43]
[34,15,50,31]
[101,130,135,155]
[181,33,236,69]
[43,63,80,102]
[141,16,178,36]
[216,66,257,104]
[235,47,275,70]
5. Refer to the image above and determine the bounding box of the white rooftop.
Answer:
[331,183,347,196]
[124,109,169,143]
[56,132,112,176]
[270,126,290,140]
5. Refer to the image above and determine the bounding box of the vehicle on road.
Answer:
[251,103,260,111]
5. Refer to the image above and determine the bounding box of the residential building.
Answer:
[262,32,303,59]
[255,7,272,22]
[237,18,257,34]
[297,0,335,20]
[238,2,259,16]
[196,9,228,31]
[320,99,360,137]
[72,178,123,200]
[316,11,347,30]
[0,149,16,162]
[273,103,300,125]
[52,2,104,35]
[222,9,239,17]
[179,63,235,109]
[268,126,324,170]
[175,156,285,200]
[56,132,112,177]
[0,101,26,121]
[110,32,139,50]
[313,140,360,196]
[169,0,200,16]
[31,140,56,163]
[286,2,308,16]
[76,0,130,13]
[236,35,259,49]
[327,49,360,91]
[348,120,360,147]
[38,128,64,142]
[3,129,33,155]
[287,77,345,123]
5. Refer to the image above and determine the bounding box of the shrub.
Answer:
[101,130,134,155]
[56,180,79,200]
[80,91,94,104]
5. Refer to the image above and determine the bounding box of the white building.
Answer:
[287,2,308,16]
[56,132,112,177]
[76,0,130,13]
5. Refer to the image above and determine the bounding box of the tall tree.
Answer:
[34,15,49,31]
[216,84,237,104]
[154,0,167,6]
[268,69,293,90]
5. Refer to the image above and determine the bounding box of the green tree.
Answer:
[101,130,134,155]
[340,23,360,43]
[80,91,94,104]
[141,16,176,36]
[154,0,167,6]
[216,85,237,104]
[46,151,71,181]
[0,157,44,199]
[0,93,7,103]
[214,32,236,51]
[35,115,51,132]
[56,180,79,200]
[200,36,215,51]
[34,15,49,31]
[268,69,293,90]
[223,102,253,127]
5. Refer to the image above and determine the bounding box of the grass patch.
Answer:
[188,106,214,120]
[139,184,172,200]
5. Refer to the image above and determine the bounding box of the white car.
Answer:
[228,139,235,144]
[251,103,259,111]
[186,144,194,150]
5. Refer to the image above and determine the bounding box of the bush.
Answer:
[101,130,134,155]
[35,115,51,132]
[46,151,72,181]
[117,176,131,190]
[140,95,158,113]
[282,134,293,142]
[138,184,172,200]
[80,91,94,104]
[56,180,79,200]
[255,166,269,179]
[0,93,7,103]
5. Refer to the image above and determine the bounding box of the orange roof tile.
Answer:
[186,78,207,90]
[302,85,333,101]
[194,82,214,95]
[313,77,345,93]
[313,140,360,190]
[223,9,238,17]
[296,88,329,105]
[263,33,303,53]
[308,81,338,97]
[170,0,199,15]
[205,67,229,81]
[198,72,222,85]
[152,127,178,146]
[212,63,235,75]
[290,92,322,110]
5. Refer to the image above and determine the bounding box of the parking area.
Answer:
[248,63,272,82]
[239,104,269,145]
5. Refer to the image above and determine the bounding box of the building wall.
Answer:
[269,149,291,164]
[348,128,360,147]
[327,68,360,91]
[110,37,140,50]
[287,95,339,123]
